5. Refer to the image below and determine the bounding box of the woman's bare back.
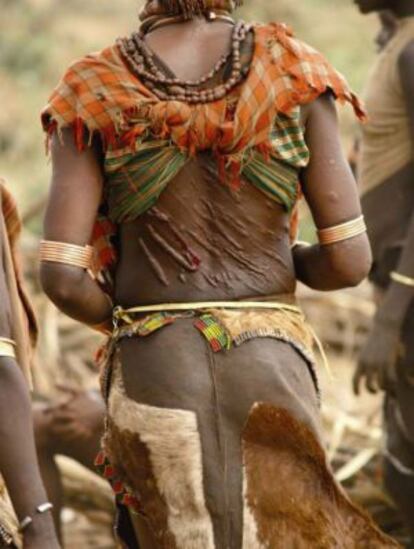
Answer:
[115,155,296,306]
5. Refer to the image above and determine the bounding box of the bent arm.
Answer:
[294,94,372,290]
[40,130,112,326]
[0,230,57,544]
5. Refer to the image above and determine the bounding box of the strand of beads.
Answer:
[117,20,251,104]
[132,30,231,86]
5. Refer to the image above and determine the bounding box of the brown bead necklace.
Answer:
[117,19,251,104]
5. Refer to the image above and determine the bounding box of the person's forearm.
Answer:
[376,210,414,327]
[0,358,56,537]
[40,263,112,327]
[293,235,372,291]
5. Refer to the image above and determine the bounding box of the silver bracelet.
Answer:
[18,502,54,532]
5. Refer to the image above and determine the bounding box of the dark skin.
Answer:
[41,18,371,546]
[0,223,60,548]
[33,388,105,541]
[353,0,414,395]
[41,21,371,312]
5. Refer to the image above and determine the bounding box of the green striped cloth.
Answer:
[104,108,308,222]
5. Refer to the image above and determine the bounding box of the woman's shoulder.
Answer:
[53,43,122,83]
[254,21,335,63]
[253,21,365,119]
[55,43,117,74]
[41,42,151,150]
[43,42,134,106]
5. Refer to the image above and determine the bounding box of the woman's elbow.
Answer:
[40,263,85,309]
[335,263,371,288]
[327,238,373,288]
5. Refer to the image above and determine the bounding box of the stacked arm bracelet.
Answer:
[39,240,94,270]
[317,215,366,246]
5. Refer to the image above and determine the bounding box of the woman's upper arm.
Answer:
[41,129,114,323]
[301,93,362,228]
[44,128,103,244]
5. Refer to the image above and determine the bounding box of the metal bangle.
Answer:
[18,502,54,533]
[317,215,366,246]
[0,337,16,359]
[39,240,93,270]
[390,271,414,288]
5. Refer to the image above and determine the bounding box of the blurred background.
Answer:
[1,1,406,547]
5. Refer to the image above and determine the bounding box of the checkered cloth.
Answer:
[41,22,365,292]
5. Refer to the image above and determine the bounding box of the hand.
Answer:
[45,388,105,443]
[353,319,402,395]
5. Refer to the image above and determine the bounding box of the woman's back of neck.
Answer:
[145,18,235,81]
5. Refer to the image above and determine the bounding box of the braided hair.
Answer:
[142,0,243,20]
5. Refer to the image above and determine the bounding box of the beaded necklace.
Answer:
[117,20,251,104]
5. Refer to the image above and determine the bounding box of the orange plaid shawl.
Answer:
[41,22,365,286]
[42,22,364,153]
